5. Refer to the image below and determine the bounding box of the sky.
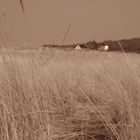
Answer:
[0,0,140,47]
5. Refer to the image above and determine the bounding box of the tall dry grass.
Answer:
[0,48,140,140]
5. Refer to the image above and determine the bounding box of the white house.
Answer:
[98,45,109,51]
[75,44,82,50]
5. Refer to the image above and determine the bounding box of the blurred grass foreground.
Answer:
[0,48,140,140]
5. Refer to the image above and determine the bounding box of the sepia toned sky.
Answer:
[0,0,140,47]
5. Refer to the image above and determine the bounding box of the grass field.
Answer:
[0,48,140,140]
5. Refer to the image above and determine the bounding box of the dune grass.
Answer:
[0,48,140,140]
[0,1,140,139]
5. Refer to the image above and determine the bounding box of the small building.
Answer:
[98,45,109,51]
[75,44,82,50]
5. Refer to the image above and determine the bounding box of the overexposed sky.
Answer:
[0,0,140,47]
